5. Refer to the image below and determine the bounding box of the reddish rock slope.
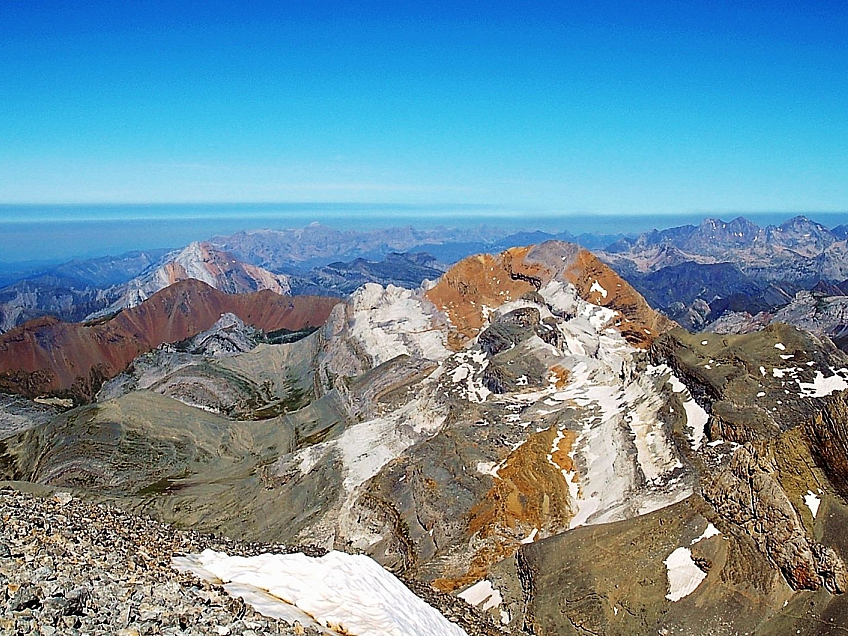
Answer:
[0,279,340,401]
[426,241,674,350]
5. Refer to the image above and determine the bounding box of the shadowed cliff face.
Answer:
[0,279,340,402]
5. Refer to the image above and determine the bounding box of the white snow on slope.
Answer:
[798,369,848,397]
[561,361,690,528]
[664,522,721,601]
[691,523,720,544]
[173,549,468,636]
[458,580,503,612]
[484,283,692,530]
[449,350,492,403]
[664,548,706,602]
[804,490,821,518]
[497,325,689,529]
[589,280,608,298]
[540,280,616,331]
[349,283,450,366]
[654,365,709,450]
[294,397,445,492]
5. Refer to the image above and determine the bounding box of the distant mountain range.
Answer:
[3,215,848,350]
[598,215,848,333]
[0,224,625,334]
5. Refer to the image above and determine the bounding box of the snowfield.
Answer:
[173,549,469,636]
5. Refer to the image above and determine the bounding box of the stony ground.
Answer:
[0,486,508,636]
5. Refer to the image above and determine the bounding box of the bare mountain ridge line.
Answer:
[4,213,846,339]
[0,279,341,402]
[426,241,675,351]
[599,215,848,333]
[86,241,294,319]
[0,242,295,333]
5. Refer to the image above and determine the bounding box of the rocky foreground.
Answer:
[0,486,503,636]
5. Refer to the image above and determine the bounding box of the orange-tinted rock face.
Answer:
[425,250,537,349]
[0,280,340,402]
[426,241,674,350]
[162,261,189,285]
[551,247,676,348]
[433,426,577,593]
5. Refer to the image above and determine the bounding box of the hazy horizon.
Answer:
[1,204,846,265]
[2,3,847,262]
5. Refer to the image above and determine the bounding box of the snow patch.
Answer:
[804,491,821,518]
[520,528,539,544]
[772,366,801,379]
[589,280,608,299]
[798,370,848,397]
[653,365,708,450]
[774,342,786,350]
[691,523,720,544]
[458,580,503,613]
[664,548,707,602]
[476,461,500,477]
[292,397,445,494]
[173,550,469,636]
[561,360,691,529]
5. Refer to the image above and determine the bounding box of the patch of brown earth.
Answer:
[434,426,577,592]
[163,261,189,285]
[425,250,537,350]
[0,279,340,402]
[548,364,570,389]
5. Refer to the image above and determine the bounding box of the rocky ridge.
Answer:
[708,289,848,351]
[0,250,169,333]
[0,486,504,636]
[0,280,339,402]
[87,242,293,320]
[599,215,848,331]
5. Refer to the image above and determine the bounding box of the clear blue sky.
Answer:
[1,0,847,216]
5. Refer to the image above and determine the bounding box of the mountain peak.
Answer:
[0,280,340,401]
[426,240,673,350]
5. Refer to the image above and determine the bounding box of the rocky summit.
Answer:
[3,239,848,634]
[0,486,502,636]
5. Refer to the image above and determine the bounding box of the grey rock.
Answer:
[9,583,43,612]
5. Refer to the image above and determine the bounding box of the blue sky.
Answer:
[1,1,847,216]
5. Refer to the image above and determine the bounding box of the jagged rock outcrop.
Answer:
[702,443,846,592]
[599,216,848,331]
[709,290,848,351]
